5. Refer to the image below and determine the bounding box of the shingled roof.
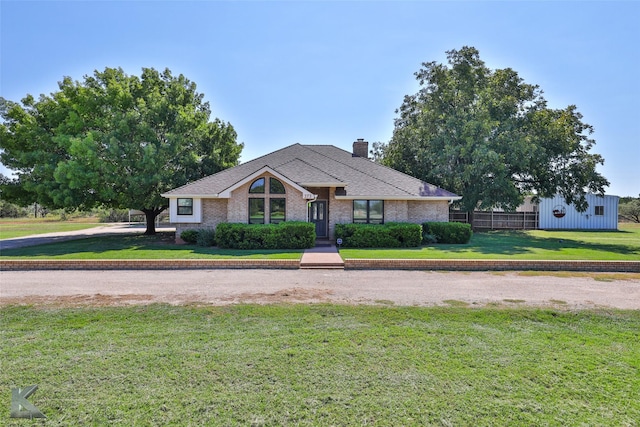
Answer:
[162,144,459,200]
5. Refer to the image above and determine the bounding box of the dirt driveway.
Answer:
[1,269,639,309]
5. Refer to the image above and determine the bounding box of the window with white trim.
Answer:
[177,198,193,215]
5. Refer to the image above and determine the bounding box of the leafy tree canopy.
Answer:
[379,46,609,213]
[0,67,243,233]
[619,195,640,223]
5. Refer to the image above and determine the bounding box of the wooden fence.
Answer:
[450,211,539,230]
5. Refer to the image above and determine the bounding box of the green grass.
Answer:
[0,217,102,239]
[0,232,303,260]
[2,222,639,261]
[1,305,638,425]
[340,223,640,260]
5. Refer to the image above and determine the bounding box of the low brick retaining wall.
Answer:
[0,259,300,271]
[344,259,640,272]
[1,259,638,272]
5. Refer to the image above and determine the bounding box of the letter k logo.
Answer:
[10,385,46,418]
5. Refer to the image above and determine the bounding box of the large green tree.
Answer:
[380,47,609,214]
[0,67,243,233]
[619,195,640,223]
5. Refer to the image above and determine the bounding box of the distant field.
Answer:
[0,217,101,239]
[1,305,638,425]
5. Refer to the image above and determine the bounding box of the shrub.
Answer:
[215,223,245,249]
[276,221,316,249]
[385,222,423,247]
[216,222,315,249]
[422,233,437,245]
[180,228,216,246]
[180,229,199,244]
[334,222,422,248]
[0,200,28,218]
[98,209,129,223]
[422,222,472,244]
[196,228,216,247]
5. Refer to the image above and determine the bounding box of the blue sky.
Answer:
[1,1,639,197]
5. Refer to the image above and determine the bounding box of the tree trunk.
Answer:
[467,210,475,230]
[142,208,165,235]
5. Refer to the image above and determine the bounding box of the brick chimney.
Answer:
[352,138,369,158]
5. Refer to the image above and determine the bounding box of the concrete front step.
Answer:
[300,245,344,269]
[300,263,344,270]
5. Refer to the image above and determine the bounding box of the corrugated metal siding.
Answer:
[539,194,618,229]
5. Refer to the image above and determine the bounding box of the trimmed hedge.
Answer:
[335,222,422,248]
[180,229,199,244]
[196,229,216,247]
[180,228,216,246]
[422,222,472,244]
[216,221,315,249]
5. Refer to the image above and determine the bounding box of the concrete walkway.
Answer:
[300,245,344,269]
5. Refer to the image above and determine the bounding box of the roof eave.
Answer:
[334,195,462,201]
[162,193,220,198]
[218,166,317,199]
[299,182,348,187]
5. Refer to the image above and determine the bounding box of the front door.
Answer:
[309,200,328,238]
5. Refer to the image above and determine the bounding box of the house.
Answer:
[162,139,461,242]
[539,194,619,230]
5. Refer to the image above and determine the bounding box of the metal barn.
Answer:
[539,194,619,230]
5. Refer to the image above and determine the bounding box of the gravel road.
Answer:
[1,269,639,309]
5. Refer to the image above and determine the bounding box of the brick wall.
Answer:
[328,188,352,240]
[202,199,228,227]
[3,259,638,272]
[384,200,409,222]
[174,199,227,241]
[0,259,300,270]
[408,200,449,223]
[326,197,450,240]
[343,259,640,272]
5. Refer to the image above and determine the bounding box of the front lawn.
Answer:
[0,232,303,260]
[0,217,102,239]
[340,223,640,260]
[1,305,638,425]
[1,223,639,261]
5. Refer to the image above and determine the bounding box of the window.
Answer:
[270,198,286,224]
[353,200,368,223]
[249,178,265,194]
[270,178,285,194]
[595,205,604,216]
[248,176,287,224]
[177,198,193,215]
[249,198,265,224]
[353,200,384,224]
